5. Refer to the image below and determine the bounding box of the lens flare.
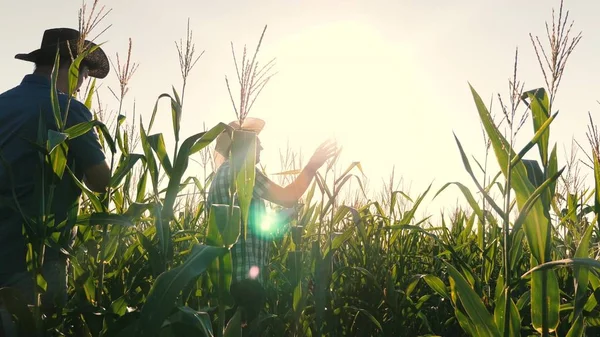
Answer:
[249,266,260,279]
[260,210,275,232]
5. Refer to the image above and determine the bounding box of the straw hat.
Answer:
[214,117,265,169]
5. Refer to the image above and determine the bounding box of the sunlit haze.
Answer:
[3,0,600,220]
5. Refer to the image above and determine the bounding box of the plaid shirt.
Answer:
[207,160,273,284]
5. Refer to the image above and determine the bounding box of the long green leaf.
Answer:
[531,270,560,333]
[526,88,551,167]
[147,133,173,176]
[111,153,145,187]
[189,123,229,155]
[75,213,134,227]
[137,244,228,337]
[470,84,550,265]
[435,182,484,221]
[100,225,122,263]
[208,204,241,248]
[68,44,100,97]
[445,262,500,337]
[64,120,100,139]
[453,134,506,218]
[494,287,521,337]
[47,130,68,154]
[223,307,242,337]
[167,307,215,337]
[50,142,68,179]
[50,48,62,130]
[511,167,565,235]
[162,131,208,219]
[84,78,96,110]
[422,274,450,300]
[66,166,103,212]
[231,130,256,237]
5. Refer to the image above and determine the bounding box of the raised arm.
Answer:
[262,140,337,207]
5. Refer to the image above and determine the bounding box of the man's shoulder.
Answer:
[56,94,93,121]
[0,85,20,99]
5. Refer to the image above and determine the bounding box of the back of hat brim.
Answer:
[14,41,109,79]
[14,52,38,63]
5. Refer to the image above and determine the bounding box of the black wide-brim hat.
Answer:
[15,28,109,79]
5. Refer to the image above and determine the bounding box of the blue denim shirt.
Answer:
[0,74,106,283]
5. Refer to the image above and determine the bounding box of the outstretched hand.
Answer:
[307,139,338,172]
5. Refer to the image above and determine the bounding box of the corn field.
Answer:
[4,1,600,337]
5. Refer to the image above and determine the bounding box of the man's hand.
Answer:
[307,140,338,172]
[83,161,111,193]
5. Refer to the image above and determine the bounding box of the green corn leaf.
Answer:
[510,112,557,169]
[293,281,303,312]
[95,121,117,154]
[111,153,145,187]
[162,131,208,220]
[453,133,506,218]
[68,43,100,97]
[574,224,594,310]
[593,148,600,230]
[531,270,560,333]
[523,258,600,277]
[525,88,551,167]
[84,78,96,110]
[422,274,450,300]
[208,204,241,248]
[455,308,478,337]
[223,307,242,337]
[494,287,521,337]
[100,225,122,263]
[124,202,153,219]
[64,120,102,139]
[136,167,149,202]
[154,203,170,264]
[147,133,173,176]
[470,84,551,265]
[566,224,595,337]
[171,90,182,143]
[136,232,165,278]
[47,129,69,179]
[47,130,68,154]
[511,167,565,235]
[398,183,431,225]
[166,307,214,337]
[110,296,128,316]
[435,182,484,221]
[139,118,159,191]
[65,166,103,212]
[50,49,63,130]
[231,130,256,237]
[346,306,383,332]
[444,262,500,337]
[208,250,233,304]
[548,144,558,198]
[147,93,179,136]
[137,244,228,337]
[49,142,68,180]
[566,315,584,337]
[75,213,134,227]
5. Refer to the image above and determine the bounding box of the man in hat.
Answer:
[208,117,337,329]
[0,28,110,319]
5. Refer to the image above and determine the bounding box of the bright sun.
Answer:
[257,20,421,189]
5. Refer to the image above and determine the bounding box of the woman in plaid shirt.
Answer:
[208,118,337,327]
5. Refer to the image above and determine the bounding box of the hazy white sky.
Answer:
[2,0,600,217]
